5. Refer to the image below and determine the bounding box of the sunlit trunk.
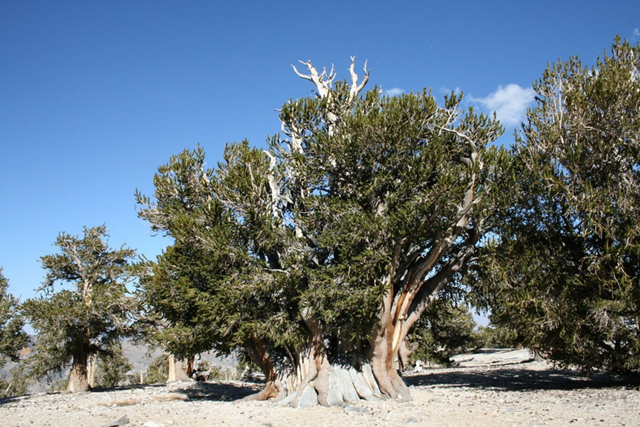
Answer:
[67,350,90,392]
[369,322,412,401]
[243,337,283,401]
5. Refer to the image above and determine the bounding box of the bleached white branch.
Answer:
[291,60,335,99]
[349,56,370,101]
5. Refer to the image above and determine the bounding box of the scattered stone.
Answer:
[344,405,372,415]
[2,356,638,427]
[102,415,129,427]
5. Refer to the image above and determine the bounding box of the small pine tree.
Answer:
[145,354,169,384]
[0,364,30,398]
[410,301,480,366]
[22,226,137,392]
[94,345,133,388]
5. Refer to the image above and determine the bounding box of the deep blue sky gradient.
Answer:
[1,1,638,301]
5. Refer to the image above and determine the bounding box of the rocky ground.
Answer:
[2,350,639,427]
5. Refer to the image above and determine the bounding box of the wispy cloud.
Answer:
[634,28,640,37]
[440,86,462,95]
[470,84,535,126]
[384,87,404,97]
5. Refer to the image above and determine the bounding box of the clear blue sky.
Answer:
[1,0,638,301]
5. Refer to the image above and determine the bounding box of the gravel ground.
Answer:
[2,358,638,427]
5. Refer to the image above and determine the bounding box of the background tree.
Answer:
[94,344,133,388]
[409,299,480,366]
[0,269,30,397]
[144,354,169,384]
[22,225,137,392]
[136,142,302,397]
[0,268,28,368]
[472,37,640,372]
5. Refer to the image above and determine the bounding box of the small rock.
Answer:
[344,405,372,415]
[102,415,129,427]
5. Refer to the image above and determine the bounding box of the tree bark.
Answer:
[249,313,394,407]
[168,354,176,382]
[397,338,413,371]
[167,354,190,382]
[87,354,97,388]
[67,350,90,392]
[369,325,412,401]
[185,355,195,378]
[243,337,283,401]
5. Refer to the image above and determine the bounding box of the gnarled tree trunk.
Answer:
[369,328,412,401]
[247,313,392,407]
[67,349,90,392]
[185,355,195,378]
[243,336,283,401]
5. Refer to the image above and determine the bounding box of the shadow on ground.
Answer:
[169,380,263,401]
[0,381,264,406]
[405,364,640,392]
[93,380,265,402]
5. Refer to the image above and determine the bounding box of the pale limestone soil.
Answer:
[2,362,639,427]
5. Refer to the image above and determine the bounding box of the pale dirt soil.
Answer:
[2,360,639,427]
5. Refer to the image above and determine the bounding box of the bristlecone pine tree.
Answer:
[471,37,640,373]
[137,58,512,405]
[23,225,137,392]
[410,298,481,367]
[0,268,28,368]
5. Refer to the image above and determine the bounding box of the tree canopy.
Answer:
[137,58,512,404]
[472,37,640,372]
[22,225,137,391]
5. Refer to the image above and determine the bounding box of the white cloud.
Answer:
[470,84,535,126]
[634,28,640,37]
[384,87,404,97]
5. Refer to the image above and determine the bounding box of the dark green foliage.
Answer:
[144,354,168,384]
[410,301,480,366]
[473,37,640,372]
[135,143,300,362]
[94,345,134,388]
[22,226,137,382]
[0,364,30,398]
[275,86,508,349]
[474,325,519,349]
[0,268,28,368]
